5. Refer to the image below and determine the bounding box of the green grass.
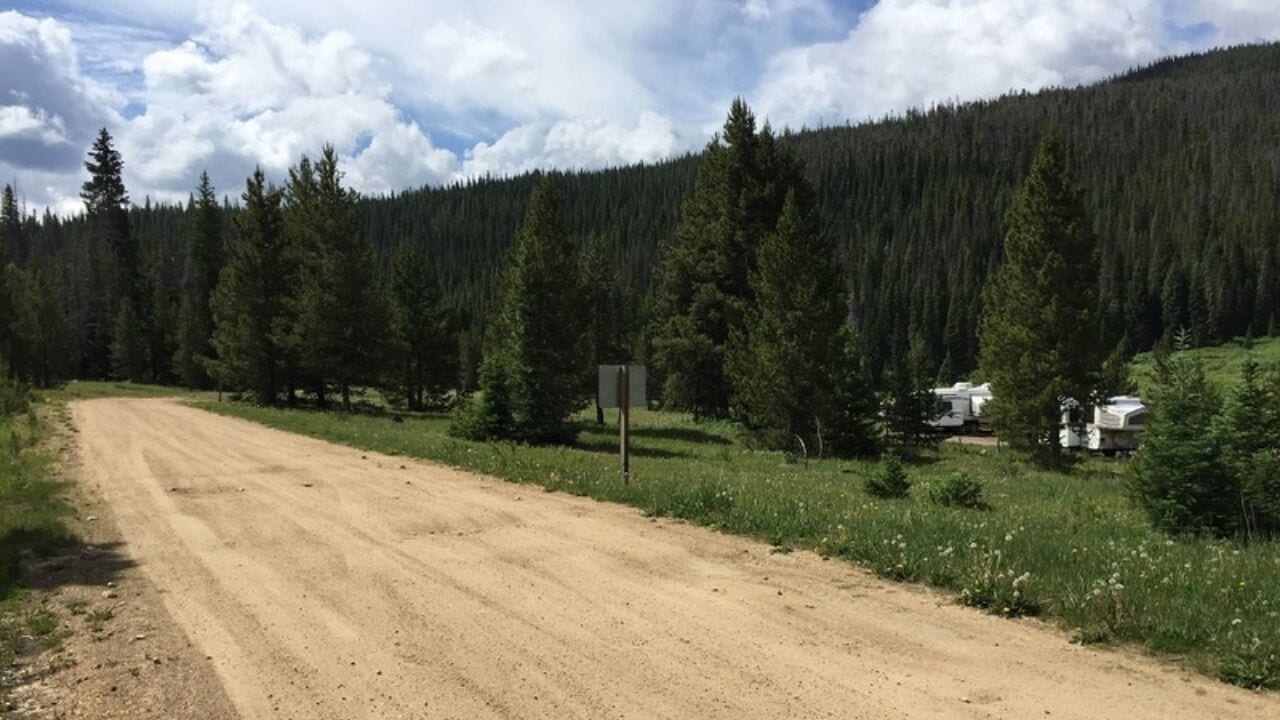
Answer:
[0,410,72,598]
[0,402,75,705]
[44,379,214,403]
[195,400,1280,690]
[1131,336,1280,394]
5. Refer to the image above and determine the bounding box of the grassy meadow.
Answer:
[1131,335,1280,393]
[196,400,1280,690]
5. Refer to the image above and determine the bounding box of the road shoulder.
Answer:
[2,401,237,719]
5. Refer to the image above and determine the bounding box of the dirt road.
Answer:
[71,398,1274,719]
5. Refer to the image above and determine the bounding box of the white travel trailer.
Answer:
[1060,395,1148,455]
[931,382,994,434]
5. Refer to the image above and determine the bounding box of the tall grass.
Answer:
[0,410,72,598]
[196,402,1280,689]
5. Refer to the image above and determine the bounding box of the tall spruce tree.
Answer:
[0,185,21,267]
[81,129,144,380]
[174,172,224,388]
[978,127,1103,460]
[728,187,875,455]
[1131,338,1236,536]
[278,156,319,404]
[388,244,457,411]
[454,177,586,443]
[287,147,388,410]
[207,169,287,403]
[650,99,797,417]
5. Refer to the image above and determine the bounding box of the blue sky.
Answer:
[1,0,1278,213]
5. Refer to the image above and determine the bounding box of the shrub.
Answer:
[1130,344,1280,540]
[866,452,911,499]
[930,472,988,509]
[448,357,514,441]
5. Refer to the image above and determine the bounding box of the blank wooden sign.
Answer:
[597,365,646,409]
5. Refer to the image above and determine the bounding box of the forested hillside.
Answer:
[7,43,1280,386]
[354,42,1280,379]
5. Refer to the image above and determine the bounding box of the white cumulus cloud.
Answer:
[116,1,455,200]
[4,1,1280,213]
[462,112,684,177]
[0,11,119,176]
[754,0,1171,129]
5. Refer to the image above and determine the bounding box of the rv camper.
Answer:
[1060,395,1148,455]
[930,382,993,434]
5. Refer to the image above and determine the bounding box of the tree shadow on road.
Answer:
[3,536,137,598]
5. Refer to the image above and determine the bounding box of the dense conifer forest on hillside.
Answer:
[6,43,1280,389]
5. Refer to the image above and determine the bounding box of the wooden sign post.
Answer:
[599,364,645,485]
[617,365,630,485]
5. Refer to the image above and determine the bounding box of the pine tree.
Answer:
[978,127,1103,461]
[728,188,871,455]
[388,244,457,410]
[207,169,287,403]
[1216,357,1273,469]
[881,365,937,449]
[454,177,587,444]
[826,330,882,457]
[287,147,388,411]
[650,99,797,417]
[1131,340,1236,536]
[0,184,21,267]
[866,451,912,499]
[81,129,144,380]
[1213,357,1280,537]
[278,155,319,404]
[174,172,223,388]
[880,331,941,448]
[449,354,514,441]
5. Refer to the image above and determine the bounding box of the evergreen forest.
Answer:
[4,43,1280,419]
